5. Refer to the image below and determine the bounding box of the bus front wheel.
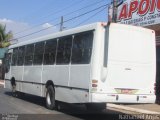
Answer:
[46,85,56,110]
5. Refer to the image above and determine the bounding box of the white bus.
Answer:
[4,22,156,110]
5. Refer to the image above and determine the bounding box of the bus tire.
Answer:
[46,85,56,110]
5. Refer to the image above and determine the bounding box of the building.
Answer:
[112,0,160,103]
[0,48,8,79]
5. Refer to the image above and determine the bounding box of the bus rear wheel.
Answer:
[46,85,56,110]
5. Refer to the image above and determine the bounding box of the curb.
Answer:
[107,103,160,114]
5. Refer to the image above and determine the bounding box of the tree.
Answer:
[0,24,13,48]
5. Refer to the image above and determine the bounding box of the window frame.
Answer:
[71,30,94,64]
[11,48,19,66]
[43,39,58,65]
[56,35,73,65]
[24,44,35,66]
[17,46,25,66]
[33,42,45,65]
[9,30,94,66]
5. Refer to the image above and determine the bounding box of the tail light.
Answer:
[92,84,97,87]
[92,80,98,88]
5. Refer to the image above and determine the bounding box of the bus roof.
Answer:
[9,22,106,49]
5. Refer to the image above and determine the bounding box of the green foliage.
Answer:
[0,24,13,48]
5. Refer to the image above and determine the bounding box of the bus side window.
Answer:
[11,48,18,66]
[56,36,72,65]
[71,31,93,64]
[24,44,34,65]
[5,53,11,73]
[17,46,25,66]
[43,39,57,65]
[33,42,44,65]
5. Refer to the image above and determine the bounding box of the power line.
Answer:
[73,6,107,27]
[14,0,106,35]
[62,5,107,25]
[21,0,58,21]
[12,3,110,41]
[20,0,85,24]
[35,0,86,22]
[14,0,86,35]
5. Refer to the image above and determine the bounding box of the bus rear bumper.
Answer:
[91,93,156,103]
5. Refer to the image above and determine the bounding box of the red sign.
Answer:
[117,0,160,26]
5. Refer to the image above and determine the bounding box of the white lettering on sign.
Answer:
[117,0,160,26]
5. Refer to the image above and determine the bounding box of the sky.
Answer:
[0,0,111,42]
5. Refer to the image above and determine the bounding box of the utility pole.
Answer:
[60,16,64,31]
[112,0,118,23]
